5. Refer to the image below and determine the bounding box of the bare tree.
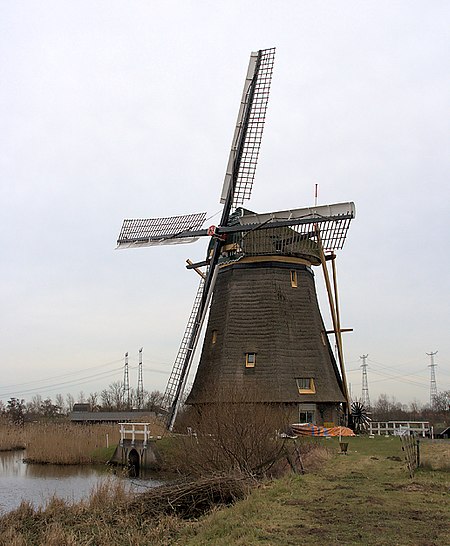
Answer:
[27,394,43,415]
[409,399,422,419]
[371,394,407,421]
[87,392,99,410]
[433,390,450,413]
[55,393,65,414]
[170,385,290,476]
[100,381,124,411]
[144,390,164,412]
[66,393,75,412]
[40,397,60,418]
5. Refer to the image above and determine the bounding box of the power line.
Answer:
[368,369,429,389]
[143,366,170,375]
[367,357,428,375]
[0,358,123,390]
[0,367,123,398]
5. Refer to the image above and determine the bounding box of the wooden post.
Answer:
[330,255,351,415]
[315,227,351,416]
[331,255,344,356]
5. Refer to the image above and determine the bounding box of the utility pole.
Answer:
[427,351,438,408]
[137,347,144,409]
[123,352,130,410]
[360,354,370,408]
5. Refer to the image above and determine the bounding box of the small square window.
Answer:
[296,378,316,394]
[290,270,298,288]
[299,410,315,423]
[245,353,256,368]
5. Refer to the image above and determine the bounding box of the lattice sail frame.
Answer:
[220,48,275,208]
[228,218,352,261]
[117,212,207,248]
[116,203,355,252]
[237,202,355,253]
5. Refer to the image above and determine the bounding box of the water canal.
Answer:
[0,450,163,514]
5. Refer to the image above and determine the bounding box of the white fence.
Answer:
[369,421,430,438]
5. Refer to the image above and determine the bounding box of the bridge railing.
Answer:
[119,422,151,447]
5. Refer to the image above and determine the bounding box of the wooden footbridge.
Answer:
[109,423,161,473]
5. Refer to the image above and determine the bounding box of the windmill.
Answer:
[117,48,356,430]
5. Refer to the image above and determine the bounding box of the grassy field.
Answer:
[177,437,450,546]
[1,436,448,545]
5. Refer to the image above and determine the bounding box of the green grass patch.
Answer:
[90,445,117,464]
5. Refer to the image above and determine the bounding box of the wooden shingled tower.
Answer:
[117,48,356,429]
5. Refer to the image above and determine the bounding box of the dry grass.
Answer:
[0,422,26,451]
[420,439,450,471]
[0,477,239,545]
[23,422,121,464]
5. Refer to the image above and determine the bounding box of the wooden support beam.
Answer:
[315,228,351,417]
[186,259,206,279]
[331,254,351,412]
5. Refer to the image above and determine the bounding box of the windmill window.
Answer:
[290,270,298,288]
[211,330,218,345]
[296,378,316,394]
[245,353,256,368]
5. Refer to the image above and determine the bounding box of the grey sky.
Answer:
[1,1,449,406]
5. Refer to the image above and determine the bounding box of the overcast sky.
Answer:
[1,1,449,407]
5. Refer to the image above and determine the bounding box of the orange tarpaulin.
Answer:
[290,424,355,437]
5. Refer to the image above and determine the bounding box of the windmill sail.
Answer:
[220,48,275,208]
[117,212,207,248]
[164,48,276,429]
[162,276,206,412]
[236,202,356,253]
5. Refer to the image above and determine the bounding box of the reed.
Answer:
[1,479,185,545]
[0,421,26,451]
[23,422,121,464]
[1,415,166,463]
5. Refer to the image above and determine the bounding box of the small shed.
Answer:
[72,403,90,412]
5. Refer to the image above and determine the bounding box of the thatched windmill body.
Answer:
[117,48,355,429]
